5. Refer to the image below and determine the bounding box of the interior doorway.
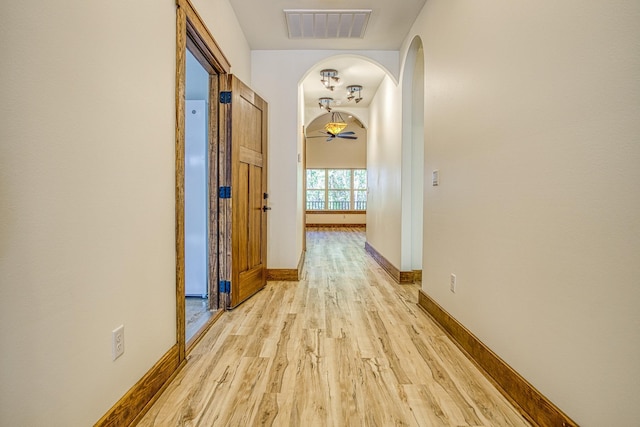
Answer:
[401,37,425,279]
[304,112,368,228]
[175,0,232,361]
[184,50,214,343]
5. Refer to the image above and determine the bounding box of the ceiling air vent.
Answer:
[284,9,372,39]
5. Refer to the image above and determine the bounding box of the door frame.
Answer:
[176,0,231,362]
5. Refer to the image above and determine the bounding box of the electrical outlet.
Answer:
[112,325,124,360]
[450,274,456,293]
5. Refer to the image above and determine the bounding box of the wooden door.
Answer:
[229,76,268,308]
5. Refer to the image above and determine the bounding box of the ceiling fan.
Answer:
[308,112,358,142]
[312,129,357,142]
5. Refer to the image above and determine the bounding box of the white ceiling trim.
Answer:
[284,9,372,39]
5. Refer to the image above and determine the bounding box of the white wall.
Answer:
[252,50,398,268]
[306,127,367,169]
[191,0,252,84]
[366,77,403,268]
[0,0,250,425]
[403,1,640,425]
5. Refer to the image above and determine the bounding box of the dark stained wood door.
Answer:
[229,76,268,308]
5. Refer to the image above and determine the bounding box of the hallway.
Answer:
[139,229,529,426]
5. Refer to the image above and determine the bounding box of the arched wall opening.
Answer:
[299,55,393,228]
[400,36,425,274]
[249,50,399,271]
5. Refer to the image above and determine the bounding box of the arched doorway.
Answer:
[400,37,425,280]
[299,56,388,234]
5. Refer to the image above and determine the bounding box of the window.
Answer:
[306,169,367,211]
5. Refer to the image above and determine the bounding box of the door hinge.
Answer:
[219,186,231,199]
[219,91,232,104]
[219,280,231,293]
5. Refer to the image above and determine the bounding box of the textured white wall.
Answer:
[306,130,367,169]
[0,0,251,425]
[366,77,403,268]
[191,0,252,84]
[403,1,640,425]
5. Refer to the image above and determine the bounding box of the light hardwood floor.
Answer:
[139,229,530,426]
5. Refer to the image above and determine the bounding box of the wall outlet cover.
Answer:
[112,325,125,360]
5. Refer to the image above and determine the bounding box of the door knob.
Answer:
[262,206,272,212]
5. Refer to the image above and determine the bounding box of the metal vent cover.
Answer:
[284,9,372,39]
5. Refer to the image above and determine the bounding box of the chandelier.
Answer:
[324,112,348,135]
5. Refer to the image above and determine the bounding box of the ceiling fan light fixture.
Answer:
[324,111,348,135]
[325,122,347,135]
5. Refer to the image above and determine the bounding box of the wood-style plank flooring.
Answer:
[139,229,529,426]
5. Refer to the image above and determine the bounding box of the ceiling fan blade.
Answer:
[307,135,328,138]
[338,131,355,135]
[337,135,358,140]
[326,137,335,142]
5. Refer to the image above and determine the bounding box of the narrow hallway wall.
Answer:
[404,1,640,425]
[0,0,251,424]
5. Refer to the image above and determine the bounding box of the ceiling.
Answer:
[227,0,425,125]
[301,56,386,111]
[228,0,427,51]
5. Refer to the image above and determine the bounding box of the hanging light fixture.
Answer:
[318,97,333,112]
[320,69,340,91]
[324,112,348,135]
[346,85,363,103]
